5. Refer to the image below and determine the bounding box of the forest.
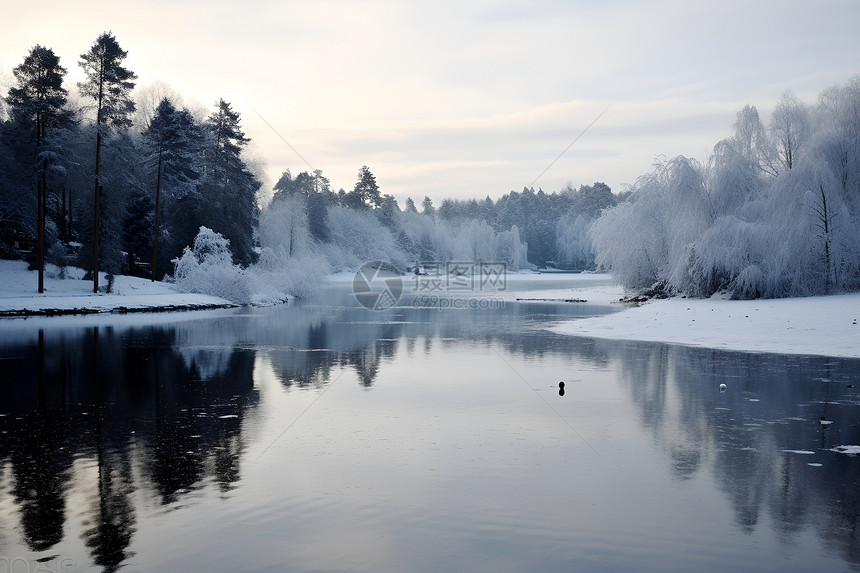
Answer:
[1,32,858,302]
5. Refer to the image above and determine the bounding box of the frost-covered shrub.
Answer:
[249,247,329,304]
[170,226,251,304]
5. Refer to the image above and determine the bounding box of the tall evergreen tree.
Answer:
[143,98,202,279]
[421,196,435,218]
[78,32,136,291]
[352,165,382,209]
[201,99,260,266]
[6,45,69,292]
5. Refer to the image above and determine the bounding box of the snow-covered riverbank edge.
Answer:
[551,290,860,359]
[0,260,235,317]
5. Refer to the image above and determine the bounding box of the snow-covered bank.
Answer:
[494,272,624,305]
[552,291,860,359]
[0,260,234,316]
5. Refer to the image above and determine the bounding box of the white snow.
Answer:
[551,288,860,359]
[479,273,625,305]
[0,260,233,315]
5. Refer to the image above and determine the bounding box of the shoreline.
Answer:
[0,301,237,318]
[0,260,235,318]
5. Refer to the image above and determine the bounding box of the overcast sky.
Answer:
[2,0,859,204]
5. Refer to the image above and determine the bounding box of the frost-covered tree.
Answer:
[555,213,594,270]
[770,91,810,173]
[133,80,181,129]
[731,104,778,177]
[377,194,401,232]
[590,156,710,294]
[421,196,435,218]
[259,193,311,259]
[78,32,137,291]
[497,224,529,270]
[456,219,497,262]
[590,79,860,299]
[325,205,406,268]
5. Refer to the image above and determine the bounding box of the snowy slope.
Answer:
[0,260,234,315]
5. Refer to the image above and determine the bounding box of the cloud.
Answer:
[2,0,858,202]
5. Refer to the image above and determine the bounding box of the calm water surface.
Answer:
[0,276,858,572]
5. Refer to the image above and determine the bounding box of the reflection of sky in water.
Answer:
[0,278,858,572]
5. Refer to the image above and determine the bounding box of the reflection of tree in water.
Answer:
[0,323,258,570]
[606,340,860,564]
[265,302,612,390]
[83,446,135,573]
[8,411,71,551]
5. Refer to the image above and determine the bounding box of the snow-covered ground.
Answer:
[0,260,234,316]
[551,289,860,359]
[3,259,858,360]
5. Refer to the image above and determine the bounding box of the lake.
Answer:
[1,275,858,572]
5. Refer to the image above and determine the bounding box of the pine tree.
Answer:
[352,165,382,209]
[377,194,401,230]
[421,196,435,218]
[6,45,69,292]
[201,99,260,266]
[78,32,137,291]
[143,98,202,279]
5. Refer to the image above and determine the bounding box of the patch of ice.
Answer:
[218,414,239,419]
[807,463,823,467]
[783,449,816,455]
[830,445,860,455]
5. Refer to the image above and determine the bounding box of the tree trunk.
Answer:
[819,183,832,295]
[38,174,45,293]
[93,130,102,293]
[152,147,162,281]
